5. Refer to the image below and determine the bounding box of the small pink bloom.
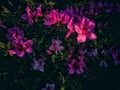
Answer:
[49,39,64,54]
[46,50,52,55]
[58,12,70,24]
[9,39,33,57]
[74,17,97,43]
[66,17,74,38]
[35,5,43,17]
[13,40,25,57]
[24,40,33,53]
[21,6,34,24]
[8,50,16,56]
[44,9,59,25]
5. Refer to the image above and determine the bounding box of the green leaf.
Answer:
[0,42,6,48]
[60,86,65,90]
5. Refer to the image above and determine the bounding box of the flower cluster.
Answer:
[21,5,43,24]
[7,26,33,57]
[44,7,97,43]
[0,1,120,90]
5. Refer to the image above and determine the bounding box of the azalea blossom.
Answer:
[21,6,34,24]
[7,26,24,41]
[41,84,55,90]
[58,12,70,24]
[74,17,97,43]
[44,9,59,25]
[68,56,86,74]
[8,39,33,57]
[66,17,74,38]
[32,57,45,72]
[49,39,64,54]
[21,5,43,24]
[33,5,43,17]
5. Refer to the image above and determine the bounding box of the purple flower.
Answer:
[7,26,24,41]
[91,48,98,56]
[32,57,45,72]
[41,84,55,90]
[68,56,86,74]
[58,12,70,24]
[49,39,64,54]
[110,46,120,65]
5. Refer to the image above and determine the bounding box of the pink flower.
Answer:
[12,40,25,57]
[68,56,86,74]
[21,6,34,24]
[21,5,43,24]
[58,12,70,24]
[8,50,16,56]
[46,50,52,55]
[24,40,33,53]
[8,40,33,57]
[74,17,97,43]
[34,5,43,17]
[44,9,59,25]
[49,39,64,54]
[66,17,74,38]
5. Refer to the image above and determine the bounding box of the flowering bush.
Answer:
[0,0,120,90]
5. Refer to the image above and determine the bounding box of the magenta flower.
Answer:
[66,17,74,38]
[74,17,97,43]
[11,40,25,57]
[110,46,120,65]
[58,12,70,24]
[21,5,43,24]
[44,9,59,25]
[49,39,64,54]
[33,5,43,17]
[41,84,55,90]
[24,40,33,53]
[21,6,34,24]
[68,56,86,74]
[8,40,33,57]
[32,57,45,72]
[7,26,24,41]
